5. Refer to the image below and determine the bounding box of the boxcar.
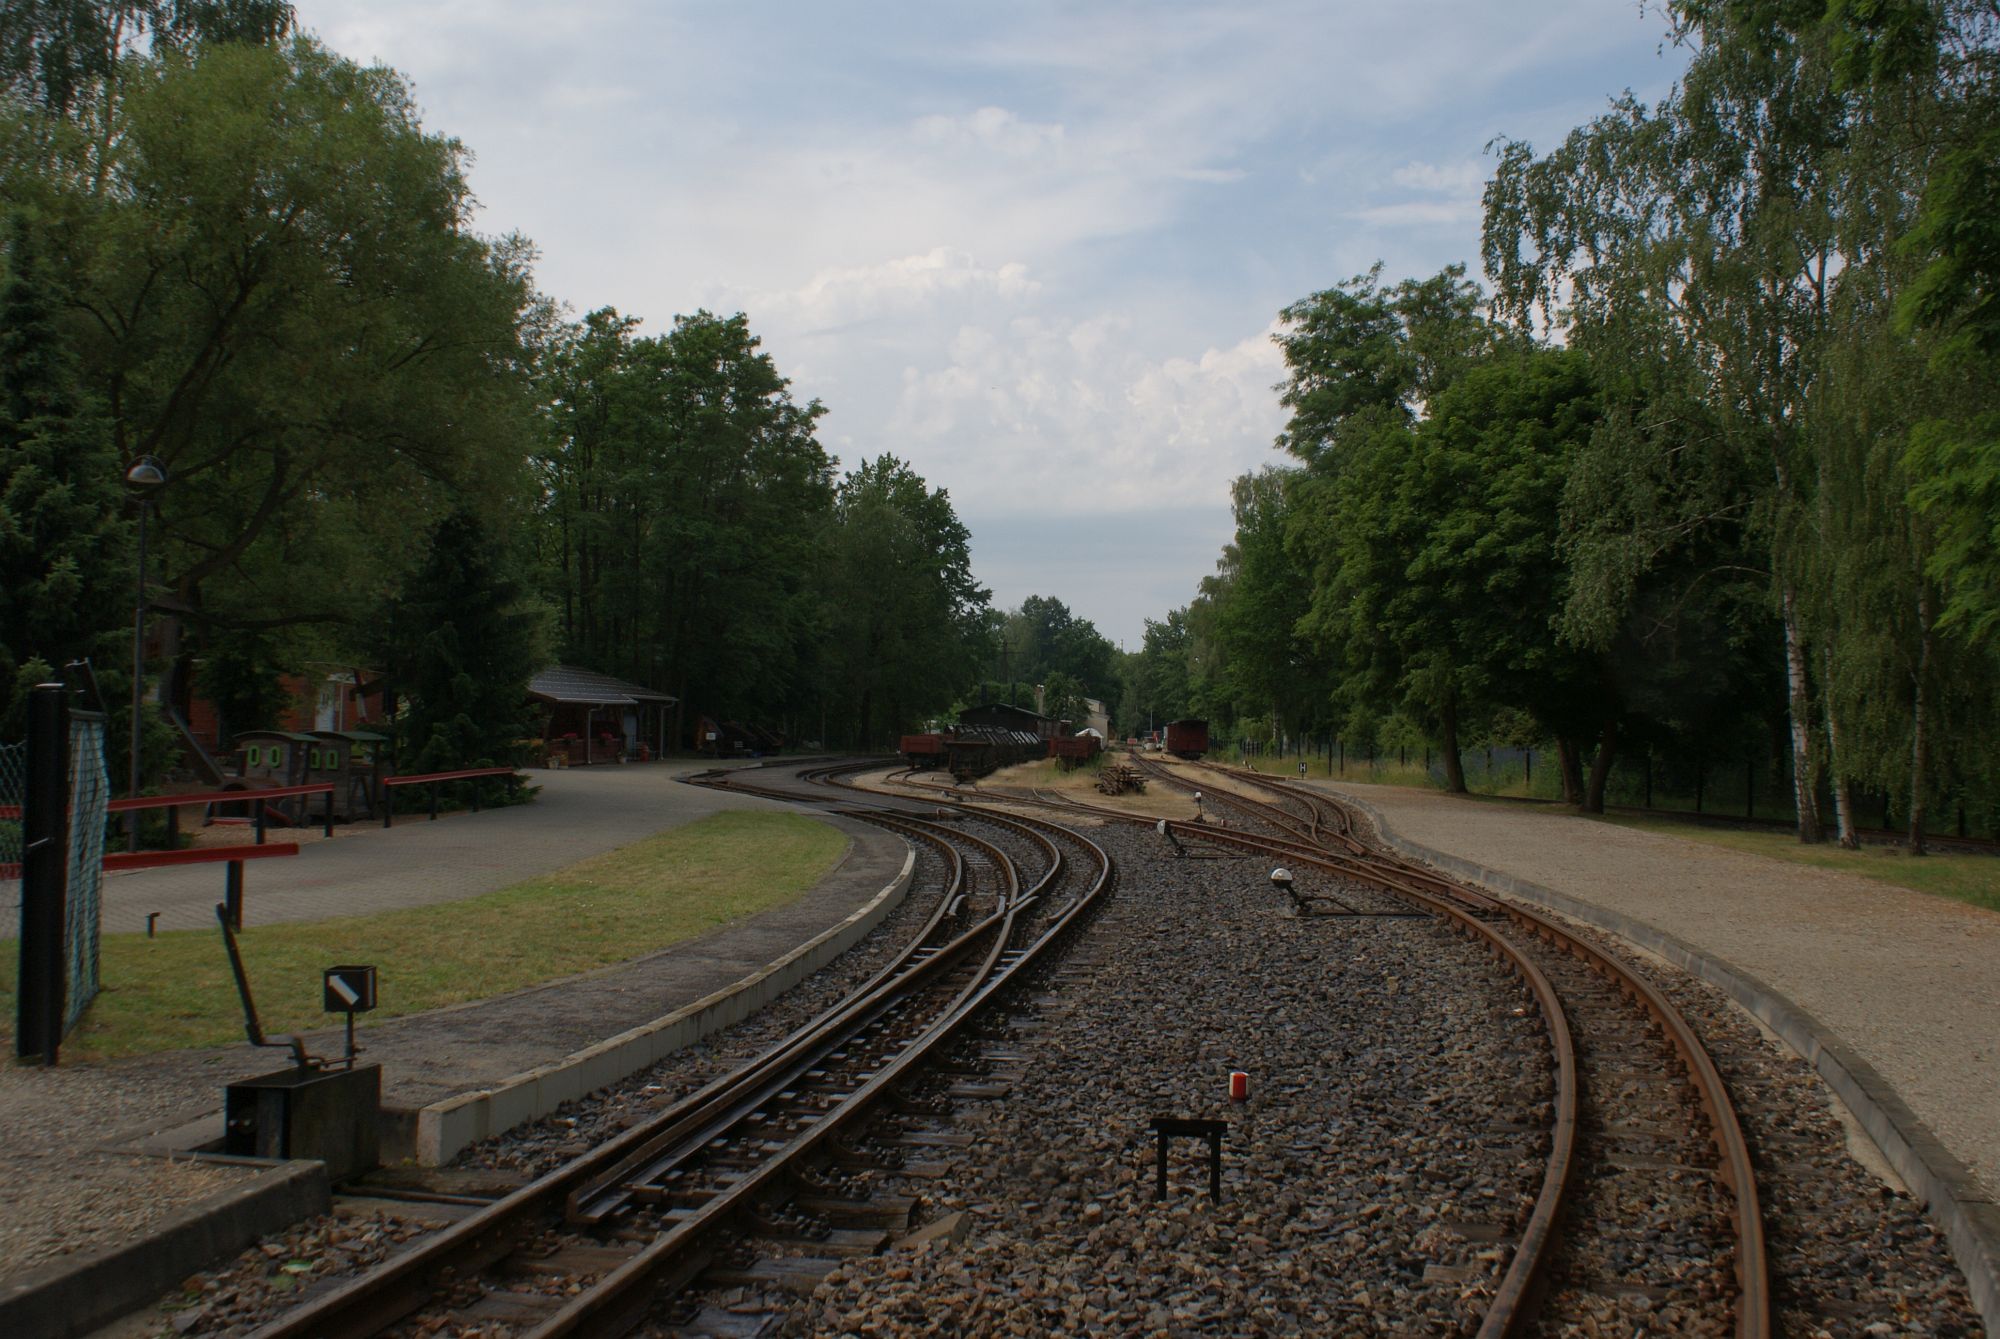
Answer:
[1163,718,1209,761]
[900,733,946,768]
[1048,734,1102,768]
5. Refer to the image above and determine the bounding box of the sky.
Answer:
[300,1,1692,650]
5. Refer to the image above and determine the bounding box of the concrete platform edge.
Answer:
[0,1159,329,1339]
[1334,788,2000,1335]
[410,845,917,1165]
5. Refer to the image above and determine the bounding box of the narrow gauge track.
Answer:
[830,752,1770,1336]
[245,777,1112,1339]
[1118,756,1772,1338]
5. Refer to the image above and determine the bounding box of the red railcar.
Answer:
[1164,718,1209,761]
[900,733,946,768]
[1048,734,1102,767]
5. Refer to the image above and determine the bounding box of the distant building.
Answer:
[958,702,1057,740]
[528,665,678,764]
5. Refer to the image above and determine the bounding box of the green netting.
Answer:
[64,716,108,1033]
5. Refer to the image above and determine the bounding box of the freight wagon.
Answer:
[1163,718,1209,761]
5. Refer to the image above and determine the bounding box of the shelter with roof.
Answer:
[528,665,678,764]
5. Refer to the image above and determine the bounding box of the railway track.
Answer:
[243,792,1112,1338]
[1113,756,1771,1336]
[832,752,1772,1333]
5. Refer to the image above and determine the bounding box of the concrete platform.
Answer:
[1320,779,2000,1332]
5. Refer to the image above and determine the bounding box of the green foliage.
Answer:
[0,0,294,114]
[3,35,541,753]
[373,508,548,774]
[1118,610,1194,734]
[997,595,1119,706]
[818,455,988,747]
[534,307,836,735]
[0,214,129,729]
[1040,671,1087,730]
[191,628,291,737]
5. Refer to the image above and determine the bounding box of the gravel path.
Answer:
[58,763,778,936]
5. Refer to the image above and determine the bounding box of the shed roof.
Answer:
[528,665,678,707]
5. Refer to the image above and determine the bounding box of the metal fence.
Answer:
[64,714,108,1033]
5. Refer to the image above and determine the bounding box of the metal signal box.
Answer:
[224,1063,381,1181]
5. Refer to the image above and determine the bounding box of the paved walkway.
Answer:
[89,763,776,935]
[1318,779,2000,1320]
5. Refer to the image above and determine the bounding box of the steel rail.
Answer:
[1134,758,1771,1337]
[522,814,1112,1336]
[249,795,982,1338]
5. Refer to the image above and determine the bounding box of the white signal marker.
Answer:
[329,975,360,1007]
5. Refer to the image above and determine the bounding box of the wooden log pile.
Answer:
[1097,764,1146,796]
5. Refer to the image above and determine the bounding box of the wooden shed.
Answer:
[528,665,678,765]
[236,730,315,788]
[311,728,392,819]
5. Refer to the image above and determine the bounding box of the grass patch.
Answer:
[1,810,848,1063]
[1584,813,2000,913]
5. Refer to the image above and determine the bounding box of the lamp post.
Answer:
[125,455,168,851]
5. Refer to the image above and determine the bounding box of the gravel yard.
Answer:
[786,823,1979,1338]
[0,1057,258,1278]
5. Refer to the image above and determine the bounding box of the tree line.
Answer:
[1129,0,1999,849]
[0,2,1059,778]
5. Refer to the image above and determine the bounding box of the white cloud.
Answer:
[890,316,1287,516]
[1349,200,1483,229]
[912,107,1067,158]
[1390,159,1487,195]
[750,248,1039,333]
[295,0,1694,645]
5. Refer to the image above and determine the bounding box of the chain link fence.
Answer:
[65,715,108,1032]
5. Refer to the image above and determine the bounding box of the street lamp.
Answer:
[125,455,167,851]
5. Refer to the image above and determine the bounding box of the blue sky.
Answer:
[303,1,1691,649]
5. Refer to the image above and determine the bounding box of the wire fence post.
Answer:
[17,685,69,1063]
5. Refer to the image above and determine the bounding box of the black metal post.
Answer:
[18,684,70,1062]
[224,860,244,930]
[429,781,440,821]
[322,789,333,838]
[254,798,267,845]
[471,779,482,814]
[127,500,147,853]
